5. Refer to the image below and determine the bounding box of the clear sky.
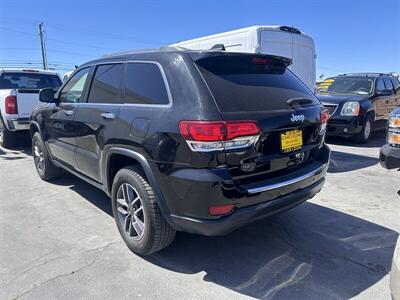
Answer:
[0,0,399,79]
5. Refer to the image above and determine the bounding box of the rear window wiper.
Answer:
[286,98,314,106]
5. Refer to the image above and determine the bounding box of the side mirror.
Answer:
[39,88,56,103]
[377,89,393,96]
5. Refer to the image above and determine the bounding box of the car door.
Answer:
[384,77,398,112]
[390,77,400,107]
[46,67,91,168]
[373,78,391,120]
[73,63,124,182]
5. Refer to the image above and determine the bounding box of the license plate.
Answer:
[280,129,303,153]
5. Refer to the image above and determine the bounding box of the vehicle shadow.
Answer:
[326,130,386,148]
[328,150,379,173]
[50,174,398,300]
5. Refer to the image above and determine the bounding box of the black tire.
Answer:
[354,115,373,144]
[32,132,63,180]
[111,165,176,255]
[0,123,16,148]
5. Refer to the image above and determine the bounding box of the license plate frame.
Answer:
[280,129,303,153]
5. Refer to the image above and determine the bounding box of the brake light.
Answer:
[5,96,18,114]
[252,57,271,65]
[179,120,260,152]
[319,109,329,134]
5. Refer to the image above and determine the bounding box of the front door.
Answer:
[46,67,91,168]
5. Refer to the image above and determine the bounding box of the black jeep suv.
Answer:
[317,73,400,143]
[31,48,330,255]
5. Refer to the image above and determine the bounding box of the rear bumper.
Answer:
[326,116,363,136]
[6,118,30,131]
[161,144,330,235]
[170,178,325,236]
[380,144,400,170]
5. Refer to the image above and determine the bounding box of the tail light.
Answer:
[319,110,329,134]
[5,96,18,114]
[179,120,260,152]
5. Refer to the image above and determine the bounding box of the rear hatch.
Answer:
[194,53,326,188]
[0,71,61,118]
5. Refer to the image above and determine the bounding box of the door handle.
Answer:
[101,112,116,119]
[63,110,74,116]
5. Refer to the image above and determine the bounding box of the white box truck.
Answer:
[171,25,316,89]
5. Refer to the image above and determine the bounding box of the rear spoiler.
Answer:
[190,51,292,68]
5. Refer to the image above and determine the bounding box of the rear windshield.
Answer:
[0,72,62,90]
[195,55,318,112]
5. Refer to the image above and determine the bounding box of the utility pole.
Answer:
[38,22,47,70]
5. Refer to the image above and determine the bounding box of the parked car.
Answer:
[380,106,400,169]
[30,48,330,255]
[317,73,400,143]
[171,25,317,89]
[392,237,400,300]
[0,69,62,147]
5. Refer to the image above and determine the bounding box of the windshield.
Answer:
[196,55,319,112]
[0,72,62,90]
[318,77,373,95]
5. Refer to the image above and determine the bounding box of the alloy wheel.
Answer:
[33,141,45,172]
[0,129,3,144]
[364,120,371,140]
[116,183,145,240]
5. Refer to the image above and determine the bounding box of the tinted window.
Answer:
[375,79,385,93]
[0,72,61,90]
[59,68,90,103]
[391,77,400,92]
[124,63,169,105]
[88,64,124,103]
[383,77,394,91]
[196,55,318,112]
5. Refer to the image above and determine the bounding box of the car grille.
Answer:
[324,104,338,117]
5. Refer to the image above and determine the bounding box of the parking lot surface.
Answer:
[0,132,399,300]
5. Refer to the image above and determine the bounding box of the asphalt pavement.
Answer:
[0,132,399,299]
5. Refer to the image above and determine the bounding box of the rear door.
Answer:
[73,63,124,182]
[46,67,91,167]
[374,78,392,120]
[291,34,316,89]
[383,77,398,113]
[195,54,324,181]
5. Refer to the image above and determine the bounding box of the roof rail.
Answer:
[338,72,389,77]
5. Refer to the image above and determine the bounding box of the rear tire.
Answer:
[0,125,16,148]
[111,165,176,255]
[32,132,63,180]
[354,115,373,144]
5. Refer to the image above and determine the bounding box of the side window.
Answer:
[383,77,394,92]
[375,79,385,93]
[59,68,90,103]
[124,63,169,105]
[88,64,124,103]
[390,77,400,93]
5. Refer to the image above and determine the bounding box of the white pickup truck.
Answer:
[0,69,62,147]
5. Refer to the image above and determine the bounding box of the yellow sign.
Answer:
[281,130,303,153]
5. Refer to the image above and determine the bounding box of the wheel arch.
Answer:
[103,147,173,225]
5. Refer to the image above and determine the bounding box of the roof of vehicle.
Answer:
[170,25,313,46]
[82,47,293,67]
[336,73,394,78]
[0,68,60,75]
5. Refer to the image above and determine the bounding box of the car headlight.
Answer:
[388,113,400,146]
[341,102,360,116]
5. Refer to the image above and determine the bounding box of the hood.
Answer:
[316,93,368,105]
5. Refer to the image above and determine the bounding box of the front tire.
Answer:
[111,165,176,255]
[354,116,373,144]
[32,132,63,180]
